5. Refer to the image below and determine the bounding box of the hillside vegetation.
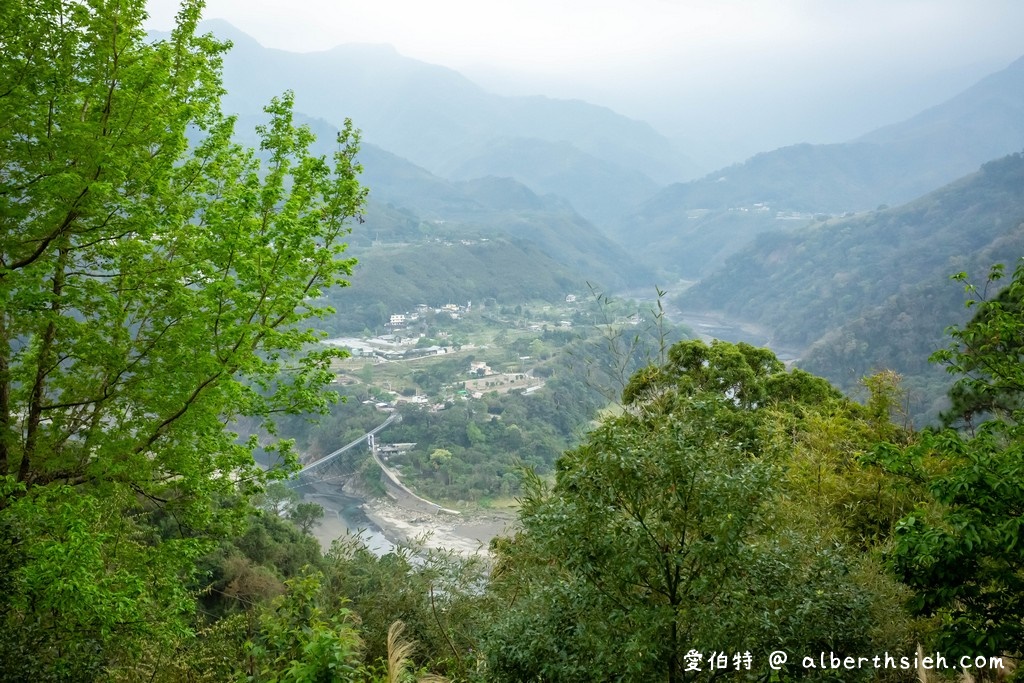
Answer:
[322,240,584,334]
[682,152,1024,421]
[6,4,1024,681]
[613,56,1024,278]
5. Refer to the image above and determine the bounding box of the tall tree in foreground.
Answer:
[486,341,915,682]
[0,0,365,678]
[886,260,1024,663]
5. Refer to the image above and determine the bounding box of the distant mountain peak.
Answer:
[856,52,1024,147]
[197,20,404,61]
[615,52,1024,278]
[204,21,697,197]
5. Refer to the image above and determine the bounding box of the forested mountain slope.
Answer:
[680,152,1024,420]
[350,147,656,299]
[617,56,1024,278]
[444,137,662,227]
[231,112,652,328]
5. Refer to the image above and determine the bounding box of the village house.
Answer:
[469,361,493,376]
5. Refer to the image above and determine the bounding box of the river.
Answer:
[671,309,802,364]
[615,284,801,362]
[302,486,395,555]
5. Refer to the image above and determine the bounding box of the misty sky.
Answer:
[144,0,1024,167]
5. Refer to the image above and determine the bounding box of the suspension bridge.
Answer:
[290,411,458,515]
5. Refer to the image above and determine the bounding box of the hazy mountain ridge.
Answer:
[614,55,1024,278]
[353,143,652,289]
[684,152,1024,345]
[191,20,696,198]
[617,142,902,278]
[681,152,1024,419]
[192,21,1024,406]
[230,109,651,298]
[444,136,661,227]
[857,56,1024,151]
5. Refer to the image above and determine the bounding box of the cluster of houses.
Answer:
[389,302,471,328]
[465,362,542,396]
[357,341,452,363]
[358,355,545,416]
[325,333,453,364]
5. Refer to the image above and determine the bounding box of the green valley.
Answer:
[682,152,1024,424]
[281,293,687,504]
[5,2,1024,681]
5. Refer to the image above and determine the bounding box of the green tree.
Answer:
[256,481,300,517]
[936,262,1024,427]
[289,501,325,535]
[885,260,1024,659]
[465,421,486,448]
[245,572,365,682]
[323,538,490,681]
[0,0,364,677]
[487,341,911,681]
[429,448,453,486]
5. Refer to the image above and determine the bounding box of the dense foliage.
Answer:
[879,260,1024,660]
[3,2,1023,681]
[683,152,1024,424]
[0,0,363,677]
[483,341,918,681]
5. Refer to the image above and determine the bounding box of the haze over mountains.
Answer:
[615,55,1024,279]
[192,20,1024,420]
[201,19,694,228]
[681,152,1024,417]
[201,21,1024,225]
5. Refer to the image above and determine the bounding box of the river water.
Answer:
[299,485,395,555]
[673,310,801,364]
[614,286,801,363]
[254,448,395,555]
